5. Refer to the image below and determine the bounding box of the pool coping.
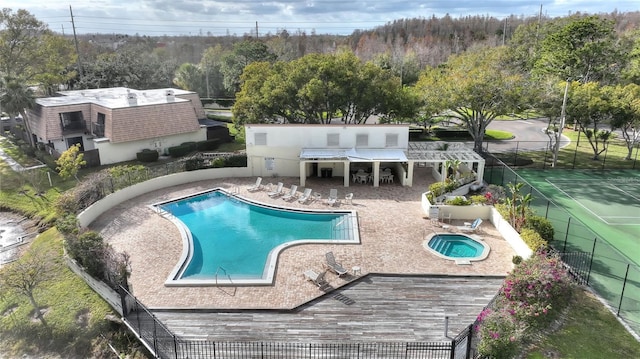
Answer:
[149,187,360,286]
[422,232,490,263]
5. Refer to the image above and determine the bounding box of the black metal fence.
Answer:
[119,286,474,359]
[483,139,640,170]
[484,156,640,337]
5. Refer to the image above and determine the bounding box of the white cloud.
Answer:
[3,0,639,36]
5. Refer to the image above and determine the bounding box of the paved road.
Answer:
[484,117,569,153]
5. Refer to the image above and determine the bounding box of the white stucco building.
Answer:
[245,124,486,188]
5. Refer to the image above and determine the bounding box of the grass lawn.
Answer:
[0,229,142,357]
[525,289,640,358]
[0,138,42,168]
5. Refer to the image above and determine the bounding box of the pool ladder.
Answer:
[214,266,237,296]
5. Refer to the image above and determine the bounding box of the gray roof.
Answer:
[36,87,196,109]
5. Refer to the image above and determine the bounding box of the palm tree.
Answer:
[0,77,36,146]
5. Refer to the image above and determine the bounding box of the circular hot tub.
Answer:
[423,233,490,262]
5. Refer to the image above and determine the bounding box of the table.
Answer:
[313,193,321,202]
[355,173,369,184]
[352,266,361,276]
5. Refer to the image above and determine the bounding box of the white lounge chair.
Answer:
[268,182,284,197]
[304,269,328,287]
[298,188,313,204]
[326,189,338,206]
[282,185,298,201]
[325,252,348,277]
[246,177,263,192]
[457,218,483,233]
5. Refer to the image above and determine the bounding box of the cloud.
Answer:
[3,0,638,36]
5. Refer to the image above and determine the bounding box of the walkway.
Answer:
[0,137,47,172]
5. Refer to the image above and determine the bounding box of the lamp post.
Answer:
[552,79,570,167]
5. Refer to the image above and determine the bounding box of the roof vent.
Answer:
[165,89,175,102]
[126,91,138,106]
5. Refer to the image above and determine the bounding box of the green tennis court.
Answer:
[516,169,640,266]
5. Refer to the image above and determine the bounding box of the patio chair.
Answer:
[325,251,348,277]
[298,188,313,204]
[246,177,263,192]
[268,182,284,197]
[326,188,338,206]
[457,218,483,233]
[344,193,353,205]
[304,269,328,287]
[282,185,298,201]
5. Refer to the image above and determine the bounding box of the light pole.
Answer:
[552,79,570,167]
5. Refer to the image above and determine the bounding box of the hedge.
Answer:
[136,149,159,162]
[196,139,220,151]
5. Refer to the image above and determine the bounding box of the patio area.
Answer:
[90,166,515,310]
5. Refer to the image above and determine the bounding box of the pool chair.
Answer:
[282,185,298,201]
[344,193,353,205]
[298,188,313,204]
[457,218,483,233]
[325,251,348,277]
[268,182,284,197]
[304,269,328,287]
[326,189,338,206]
[246,177,263,192]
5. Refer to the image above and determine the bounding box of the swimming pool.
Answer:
[153,188,359,286]
[423,233,490,262]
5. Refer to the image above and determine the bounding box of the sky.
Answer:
[4,0,640,37]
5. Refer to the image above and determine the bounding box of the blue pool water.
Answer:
[158,190,355,282]
[427,234,487,259]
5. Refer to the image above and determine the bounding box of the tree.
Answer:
[172,62,205,94]
[0,77,36,146]
[55,144,86,182]
[565,81,614,160]
[605,83,640,160]
[533,15,622,84]
[415,46,526,152]
[0,245,55,332]
[220,40,277,94]
[0,8,49,80]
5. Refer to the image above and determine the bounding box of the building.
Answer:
[25,87,207,165]
[244,124,485,187]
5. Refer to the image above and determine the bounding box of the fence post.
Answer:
[617,264,631,316]
[466,324,473,359]
[563,218,571,252]
[153,317,159,357]
[174,334,179,359]
[587,238,597,285]
[602,147,608,170]
[450,337,456,359]
[500,165,505,186]
[513,142,519,166]
[633,143,639,169]
[545,201,550,219]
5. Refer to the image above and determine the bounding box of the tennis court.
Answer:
[516,169,640,266]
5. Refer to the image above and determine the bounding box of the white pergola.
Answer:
[406,142,485,184]
[298,142,485,187]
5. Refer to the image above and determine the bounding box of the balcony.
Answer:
[92,122,105,138]
[61,120,87,134]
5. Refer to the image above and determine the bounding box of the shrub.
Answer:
[519,228,548,252]
[524,215,555,242]
[185,158,205,171]
[136,149,159,162]
[501,250,574,328]
[66,231,108,279]
[168,144,194,158]
[210,157,225,168]
[223,154,247,167]
[180,141,197,152]
[512,255,523,265]
[55,213,80,236]
[470,194,488,205]
[196,139,219,151]
[475,308,522,359]
[445,196,472,206]
[428,182,447,198]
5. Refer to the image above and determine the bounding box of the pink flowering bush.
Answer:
[475,308,522,359]
[501,250,574,328]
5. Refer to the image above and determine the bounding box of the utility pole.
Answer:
[255,21,259,38]
[553,79,570,167]
[70,6,84,85]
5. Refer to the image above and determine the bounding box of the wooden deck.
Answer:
[152,275,504,343]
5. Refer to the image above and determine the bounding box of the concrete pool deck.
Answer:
[89,167,515,310]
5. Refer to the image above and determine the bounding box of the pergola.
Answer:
[298,142,485,187]
[406,142,485,184]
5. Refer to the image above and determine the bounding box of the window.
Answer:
[356,134,368,147]
[93,113,105,137]
[385,133,399,147]
[327,133,339,147]
[255,132,267,145]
